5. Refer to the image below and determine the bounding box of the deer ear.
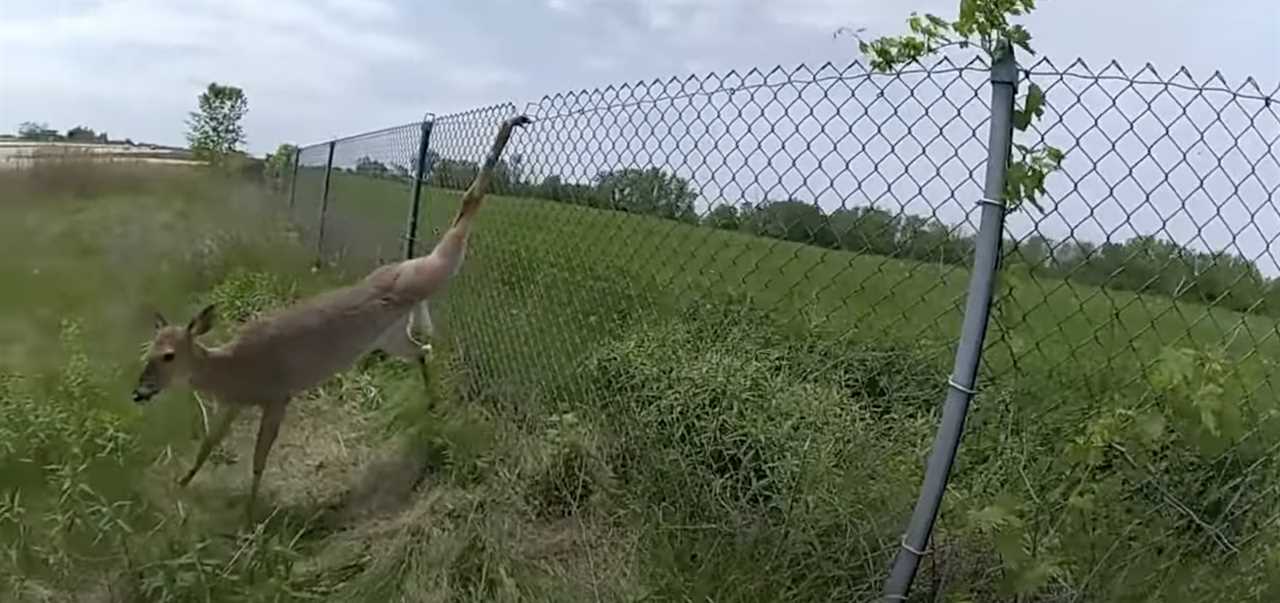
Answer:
[153,311,168,330]
[187,303,216,336]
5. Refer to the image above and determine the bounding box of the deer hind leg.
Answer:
[178,403,242,487]
[246,401,286,525]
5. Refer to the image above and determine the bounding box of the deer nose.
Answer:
[132,385,156,403]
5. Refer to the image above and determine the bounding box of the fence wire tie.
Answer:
[975,196,1005,209]
[946,377,977,396]
[899,533,932,558]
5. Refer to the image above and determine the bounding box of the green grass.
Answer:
[332,172,1280,401]
[2,160,1278,601]
[316,171,1280,600]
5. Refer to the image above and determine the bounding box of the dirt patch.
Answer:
[164,392,382,526]
[332,441,433,524]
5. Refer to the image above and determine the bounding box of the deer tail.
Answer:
[450,114,533,228]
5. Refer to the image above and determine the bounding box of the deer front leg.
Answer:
[178,403,242,487]
[246,401,287,525]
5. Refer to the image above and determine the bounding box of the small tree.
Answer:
[594,167,699,223]
[263,143,297,190]
[66,126,98,142]
[850,0,1064,214]
[18,121,58,141]
[185,82,249,163]
[702,204,742,231]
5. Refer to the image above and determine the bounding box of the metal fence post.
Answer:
[286,146,301,211]
[404,117,435,259]
[881,44,1019,601]
[315,140,337,266]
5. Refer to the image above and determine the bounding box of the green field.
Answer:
[1,161,1277,601]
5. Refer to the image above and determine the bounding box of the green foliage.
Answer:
[202,268,298,327]
[737,199,838,248]
[593,167,699,223]
[16,121,58,141]
[0,321,145,596]
[857,0,1066,215]
[525,412,614,519]
[65,125,108,143]
[700,203,741,230]
[186,82,249,163]
[262,143,297,191]
[578,300,938,597]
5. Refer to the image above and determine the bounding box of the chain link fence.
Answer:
[286,53,1279,600]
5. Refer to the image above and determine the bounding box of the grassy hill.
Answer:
[318,171,1280,393]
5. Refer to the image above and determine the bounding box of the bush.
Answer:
[577,299,940,598]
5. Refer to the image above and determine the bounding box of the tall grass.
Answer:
[332,172,1280,600]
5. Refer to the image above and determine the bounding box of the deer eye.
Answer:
[162,352,175,362]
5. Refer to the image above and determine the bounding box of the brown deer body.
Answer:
[133,115,531,523]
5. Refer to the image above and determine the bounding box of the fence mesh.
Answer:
[319,122,422,272]
[291,143,332,248]
[287,54,1280,600]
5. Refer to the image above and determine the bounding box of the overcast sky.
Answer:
[1,0,1275,154]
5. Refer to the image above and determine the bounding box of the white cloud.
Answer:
[322,0,399,22]
[546,0,583,13]
[583,55,621,71]
[763,0,953,34]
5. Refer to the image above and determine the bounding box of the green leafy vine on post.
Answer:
[850,0,1065,214]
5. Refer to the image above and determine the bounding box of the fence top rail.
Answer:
[291,54,1277,154]
[431,102,520,125]
[297,119,426,152]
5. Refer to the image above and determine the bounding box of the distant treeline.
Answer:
[333,153,1280,318]
[10,122,116,145]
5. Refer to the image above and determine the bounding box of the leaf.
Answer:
[1012,559,1059,594]
[1007,24,1035,54]
[968,503,1020,532]
[1067,491,1095,512]
[1134,411,1168,446]
[1150,346,1196,391]
[1012,108,1032,131]
[994,524,1031,565]
[1024,82,1046,120]
[1194,382,1225,437]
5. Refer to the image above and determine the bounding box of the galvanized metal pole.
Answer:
[315,140,336,266]
[286,146,301,211]
[881,45,1019,601]
[404,117,435,259]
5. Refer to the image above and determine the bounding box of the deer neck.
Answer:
[187,343,241,400]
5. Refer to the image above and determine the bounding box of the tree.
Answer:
[740,199,837,248]
[17,121,58,141]
[593,167,699,223]
[66,126,99,142]
[830,206,899,256]
[263,143,297,190]
[186,82,249,162]
[702,204,742,231]
[355,156,390,177]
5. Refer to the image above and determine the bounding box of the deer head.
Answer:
[133,303,216,404]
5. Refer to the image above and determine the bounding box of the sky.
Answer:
[1,0,1275,154]
[1,0,1277,271]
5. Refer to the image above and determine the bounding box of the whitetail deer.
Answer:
[132,115,532,523]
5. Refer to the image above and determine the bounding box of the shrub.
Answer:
[578,299,940,598]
